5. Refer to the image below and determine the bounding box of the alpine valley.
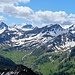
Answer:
[0,22,75,75]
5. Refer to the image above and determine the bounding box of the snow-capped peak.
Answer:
[10,23,34,31]
[69,24,75,30]
[1,22,75,51]
[22,24,33,29]
[0,22,8,29]
[68,24,75,33]
[0,22,8,34]
[22,24,34,31]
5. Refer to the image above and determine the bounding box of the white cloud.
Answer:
[0,0,30,4]
[34,11,71,25]
[0,16,5,21]
[69,14,75,24]
[0,0,75,25]
[1,4,75,25]
[2,5,34,21]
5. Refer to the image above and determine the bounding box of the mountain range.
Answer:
[0,22,75,75]
[0,22,75,52]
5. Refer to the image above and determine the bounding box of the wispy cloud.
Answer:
[0,0,30,4]
[0,16,5,21]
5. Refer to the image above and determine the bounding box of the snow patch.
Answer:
[61,41,75,48]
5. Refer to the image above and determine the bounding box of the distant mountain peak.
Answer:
[0,22,8,29]
[22,24,33,29]
[45,24,63,31]
[69,24,75,29]
[0,22,6,25]
[50,24,62,28]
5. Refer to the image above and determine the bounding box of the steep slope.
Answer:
[0,22,8,29]
[0,22,8,34]
[0,55,15,69]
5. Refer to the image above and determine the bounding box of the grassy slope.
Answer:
[0,50,31,64]
[0,44,34,64]
[0,45,75,75]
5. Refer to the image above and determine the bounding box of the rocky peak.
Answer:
[0,22,8,29]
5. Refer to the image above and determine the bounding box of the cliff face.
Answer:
[0,55,15,69]
[0,55,38,75]
[0,64,38,75]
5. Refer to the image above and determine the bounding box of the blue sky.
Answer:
[0,0,75,26]
[23,0,75,14]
